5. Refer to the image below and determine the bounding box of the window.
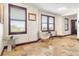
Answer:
[49,17,55,31]
[41,14,55,31]
[64,18,69,31]
[41,15,48,31]
[9,4,27,34]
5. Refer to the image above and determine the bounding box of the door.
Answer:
[71,20,77,35]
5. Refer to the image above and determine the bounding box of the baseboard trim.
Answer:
[1,39,40,56]
[63,34,72,36]
[16,39,40,46]
[54,34,71,37]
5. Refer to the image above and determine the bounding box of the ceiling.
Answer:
[27,3,79,16]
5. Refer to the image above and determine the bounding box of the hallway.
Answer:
[3,35,79,56]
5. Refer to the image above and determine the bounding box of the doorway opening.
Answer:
[71,20,77,35]
[65,14,77,36]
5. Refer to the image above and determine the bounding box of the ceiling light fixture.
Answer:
[58,7,67,11]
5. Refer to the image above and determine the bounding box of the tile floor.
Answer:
[3,35,79,56]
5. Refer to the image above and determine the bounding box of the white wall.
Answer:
[3,3,68,46]
[0,4,3,55]
[55,16,65,36]
[3,3,39,45]
[0,23,3,55]
[77,9,79,39]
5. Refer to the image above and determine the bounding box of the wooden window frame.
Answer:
[8,4,27,35]
[41,14,55,32]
